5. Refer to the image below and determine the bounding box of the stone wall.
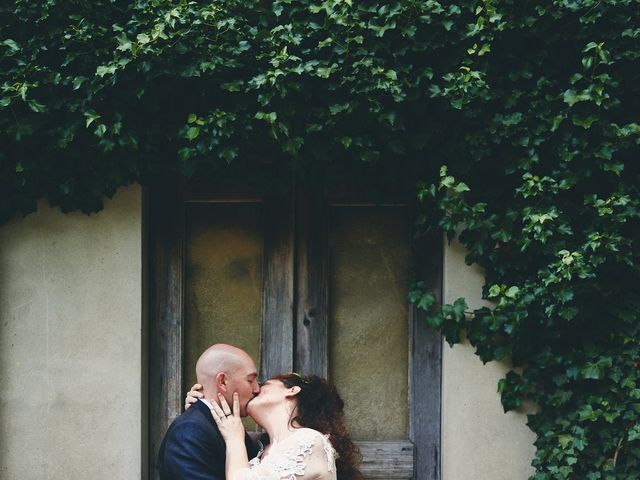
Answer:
[0,185,536,479]
[0,185,143,480]
[441,237,537,479]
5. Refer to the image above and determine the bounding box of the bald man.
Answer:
[157,344,261,480]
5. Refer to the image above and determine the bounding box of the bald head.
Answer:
[194,344,259,408]
[196,344,251,384]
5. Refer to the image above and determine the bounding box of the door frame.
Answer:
[147,181,443,480]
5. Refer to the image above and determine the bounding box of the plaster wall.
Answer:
[0,186,536,480]
[441,237,537,479]
[0,185,143,480]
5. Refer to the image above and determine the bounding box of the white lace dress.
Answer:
[234,428,337,480]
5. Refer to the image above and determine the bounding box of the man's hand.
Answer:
[185,383,204,410]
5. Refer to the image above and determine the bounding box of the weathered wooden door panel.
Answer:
[294,188,329,378]
[261,194,296,380]
[149,185,442,480]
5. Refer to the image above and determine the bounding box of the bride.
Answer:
[187,373,361,480]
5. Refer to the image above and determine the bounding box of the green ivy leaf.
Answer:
[185,127,200,140]
[84,111,101,128]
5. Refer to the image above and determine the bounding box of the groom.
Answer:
[157,344,261,480]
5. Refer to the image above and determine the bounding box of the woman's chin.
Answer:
[246,400,258,416]
[246,401,263,422]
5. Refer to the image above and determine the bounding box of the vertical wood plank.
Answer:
[409,231,443,480]
[261,194,295,380]
[294,187,329,376]
[148,184,185,480]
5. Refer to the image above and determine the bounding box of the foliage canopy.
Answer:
[2,0,640,478]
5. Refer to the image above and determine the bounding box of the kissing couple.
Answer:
[158,343,362,480]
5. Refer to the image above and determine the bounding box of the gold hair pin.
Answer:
[287,371,310,384]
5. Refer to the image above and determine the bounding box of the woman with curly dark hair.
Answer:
[187,373,362,480]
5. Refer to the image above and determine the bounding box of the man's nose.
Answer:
[253,383,261,394]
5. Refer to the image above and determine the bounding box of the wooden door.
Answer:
[148,184,442,480]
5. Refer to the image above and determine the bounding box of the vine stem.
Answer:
[612,430,626,467]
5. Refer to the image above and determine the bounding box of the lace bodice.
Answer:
[234,428,337,480]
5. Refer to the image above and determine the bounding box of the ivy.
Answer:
[409,1,640,476]
[413,163,640,478]
[1,0,474,220]
[2,1,640,477]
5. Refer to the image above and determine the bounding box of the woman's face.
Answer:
[246,379,292,417]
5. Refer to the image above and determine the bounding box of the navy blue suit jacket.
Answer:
[158,400,258,480]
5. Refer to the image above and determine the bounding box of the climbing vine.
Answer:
[408,1,640,477]
[2,0,639,477]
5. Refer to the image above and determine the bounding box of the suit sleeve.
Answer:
[163,419,226,480]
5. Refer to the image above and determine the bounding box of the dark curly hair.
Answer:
[272,373,363,480]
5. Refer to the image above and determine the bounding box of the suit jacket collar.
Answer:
[192,399,215,425]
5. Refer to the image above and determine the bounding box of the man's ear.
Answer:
[286,385,301,398]
[215,372,228,392]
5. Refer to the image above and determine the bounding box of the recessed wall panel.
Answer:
[184,203,263,429]
[329,207,411,440]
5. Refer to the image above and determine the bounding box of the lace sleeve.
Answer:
[232,467,279,480]
[232,429,337,480]
[302,433,337,479]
